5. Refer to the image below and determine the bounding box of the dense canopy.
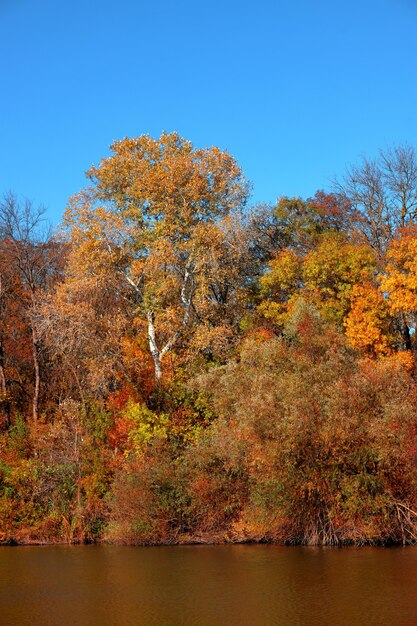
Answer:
[2,136,417,546]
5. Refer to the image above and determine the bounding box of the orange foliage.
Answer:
[381,224,417,316]
[345,282,393,356]
[4,140,417,547]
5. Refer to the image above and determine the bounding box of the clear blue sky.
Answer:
[1,0,417,225]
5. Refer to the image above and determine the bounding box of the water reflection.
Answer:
[1,544,417,625]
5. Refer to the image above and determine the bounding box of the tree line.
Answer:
[1,133,417,545]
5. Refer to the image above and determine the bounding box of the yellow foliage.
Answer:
[124,402,169,455]
[258,234,376,328]
[258,249,302,326]
[259,248,301,295]
[302,233,376,325]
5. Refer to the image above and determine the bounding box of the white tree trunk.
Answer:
[146,265,195,381]
[147,310,163,381]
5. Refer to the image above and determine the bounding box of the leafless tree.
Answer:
[0,192,60,421]
[381,145,417,228]
[335,144,417,256]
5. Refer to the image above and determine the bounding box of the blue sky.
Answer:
[1,0,417,225]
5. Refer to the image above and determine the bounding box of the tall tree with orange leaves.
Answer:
[344,281,393,357]
[61,132,250,381]
[380,224,417,350]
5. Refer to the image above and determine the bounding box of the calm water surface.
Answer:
[1,544,417,625]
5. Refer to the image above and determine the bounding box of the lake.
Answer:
[1,544,417,625]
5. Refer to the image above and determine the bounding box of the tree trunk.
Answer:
[31,325,40,420]
[403,316,412,351]
[145,267,194,382]
[0,275,10,428]
[0,336,10,429]
[146,310,162,381]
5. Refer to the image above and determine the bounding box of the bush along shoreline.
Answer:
[2,308,417,547]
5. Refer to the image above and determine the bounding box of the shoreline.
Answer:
[2,536,414,548]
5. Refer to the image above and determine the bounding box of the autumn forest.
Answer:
[2,132,417,546]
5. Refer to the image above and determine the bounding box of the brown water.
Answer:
[1,545,417,625]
